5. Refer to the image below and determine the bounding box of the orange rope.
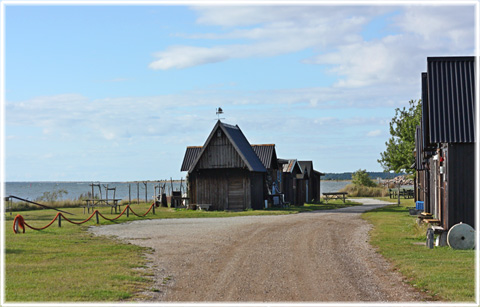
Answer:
[129,203,154,217]
[23,212,61,231]
[13,214,25,234]
[13,204,156,233]
[60,210,97,225]
[96,206,129,221]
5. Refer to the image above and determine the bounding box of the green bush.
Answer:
[339,183,388,197]
[351,169,377,187]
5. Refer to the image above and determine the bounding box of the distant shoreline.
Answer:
[4,179,185,183]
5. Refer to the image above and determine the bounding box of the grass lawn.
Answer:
[4,199,359,302]
[362,198,476,302]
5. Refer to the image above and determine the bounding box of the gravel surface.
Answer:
[89,198,426,303]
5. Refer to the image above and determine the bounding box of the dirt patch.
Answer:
[89,199,427,302]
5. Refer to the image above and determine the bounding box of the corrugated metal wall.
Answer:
[426,57,475,144]
[415,125,425,170]
[181,147,202,172]
[445,143,475,229]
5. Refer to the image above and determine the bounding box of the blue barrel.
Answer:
[416,201,424,210]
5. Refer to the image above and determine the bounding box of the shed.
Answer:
[298,161,324,202]
[181,121,267,210]
[278,159,303,206]
[417,56,475,231]
[251,144,281,195]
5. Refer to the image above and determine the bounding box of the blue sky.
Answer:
[2,2,477,181]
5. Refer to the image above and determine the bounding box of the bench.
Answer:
[322,192,348,203]
[83,199,122,214]
[423,218,441,225]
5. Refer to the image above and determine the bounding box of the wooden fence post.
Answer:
[95,211,99,224]
[58,214,62,227]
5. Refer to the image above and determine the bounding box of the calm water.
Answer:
[4,180,351,202]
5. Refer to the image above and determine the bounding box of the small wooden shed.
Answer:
[278,159,303,206]
[181,121,267,210]
[298,161,324,202]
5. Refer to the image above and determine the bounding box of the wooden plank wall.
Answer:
[197,129,246,169]
[189,169,252,210]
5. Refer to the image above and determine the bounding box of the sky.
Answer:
[2,1,477,182]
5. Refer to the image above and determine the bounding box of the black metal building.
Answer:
[415,56,476,231]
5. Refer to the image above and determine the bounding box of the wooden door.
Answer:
[228,176,244,210]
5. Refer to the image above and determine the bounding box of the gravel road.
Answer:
[89,198,426,303]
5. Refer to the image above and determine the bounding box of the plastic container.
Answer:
[416,201,424,210]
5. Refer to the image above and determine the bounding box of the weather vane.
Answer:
[216,107,225,120]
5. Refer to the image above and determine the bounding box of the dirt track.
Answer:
[90,198,426,303]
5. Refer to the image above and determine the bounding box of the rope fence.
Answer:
[13,203,156,234]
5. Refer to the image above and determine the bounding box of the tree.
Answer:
[351,169,376,187]
[378,99,421,174]
[35,189,68,203]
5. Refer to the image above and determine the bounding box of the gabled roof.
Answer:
[185,121,266,173]
[298,161,313,177]
[281,159,302,174]
[181,144,278,172]
[251,144,278,170]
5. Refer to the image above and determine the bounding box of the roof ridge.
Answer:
[220,122,239,130]
[251,144,275,146]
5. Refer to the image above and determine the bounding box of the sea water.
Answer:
[5,180,351,202]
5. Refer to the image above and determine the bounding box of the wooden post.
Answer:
[127,206,129,218]
[58,214,62,227]
[95,211,99,224]
[152,203,155,215]
[397,183,401,206]
[426,228,434,249]
[105,184,109,206]
[129,184,131,205]
[137,182,140,205]
[143,181,148,204]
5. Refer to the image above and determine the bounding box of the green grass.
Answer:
[4,200,360,302]
[5,220,152,302]
[362,199,475,302]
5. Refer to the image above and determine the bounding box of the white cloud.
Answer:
[150,4,475,91]
[366,129,382,137]
[395,5,475,50]
[149,6,392,70]
[149,45,231,70]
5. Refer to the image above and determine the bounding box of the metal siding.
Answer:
[446,143,475,229]
[426,57,475,144]
[251,144,276,169]
[415,126,425,170]
[181,147,202,172]
[421,72,432,150]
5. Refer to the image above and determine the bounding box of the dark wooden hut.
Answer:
[416,56,476,231]
[298,161,324,202]
[278,159,303,206]
[181,121,267,210]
